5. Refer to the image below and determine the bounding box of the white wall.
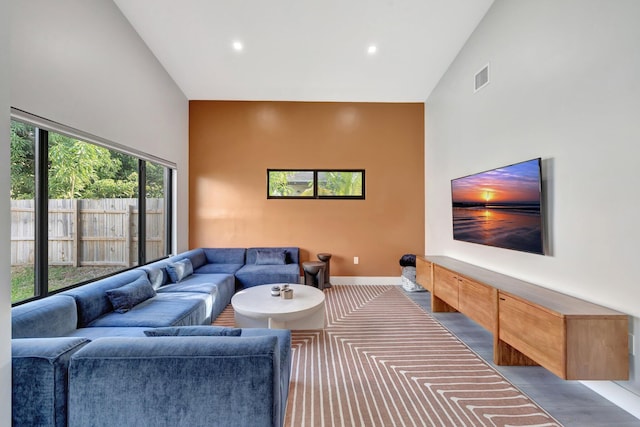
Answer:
[425,0,640,401]
[1,0,11,424]
[8,2,187,422]
[10,0,189,252]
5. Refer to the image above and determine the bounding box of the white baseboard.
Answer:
[328,276,401,286]
[581,381,640,420]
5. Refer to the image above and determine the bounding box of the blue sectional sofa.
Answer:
[11,247,299,427]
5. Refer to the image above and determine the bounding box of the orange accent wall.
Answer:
[189,101,424,277]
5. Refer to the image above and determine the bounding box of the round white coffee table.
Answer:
[231,284,325,330]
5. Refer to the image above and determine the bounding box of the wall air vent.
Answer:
[474,63,490,93]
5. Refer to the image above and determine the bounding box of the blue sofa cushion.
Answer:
[144,326,242,337]
[158,273,235,322]
[203,247,246,264]
[255,249,286,265]
[68,336,281,427]
[136,258,172,289]
[246,247,299,265]
[169,248,207,269]
[62,270,150,327]
[166,259,193,283]
[13,337,90,427]
[68,327,149,339]
[145,266,169,290]
[12,295,78,338]
[235,264,300,288]
[105,276,156,313]
[158,280,219,296]
[194,263,244,274]
[88,292,209,328]
[188,249,207,269]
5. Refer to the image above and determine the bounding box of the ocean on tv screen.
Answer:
[451,158,544,255]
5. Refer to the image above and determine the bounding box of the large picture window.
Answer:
[10,112,174,304]
[267,169,365,199]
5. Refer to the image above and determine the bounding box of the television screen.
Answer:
[451,158,544,255]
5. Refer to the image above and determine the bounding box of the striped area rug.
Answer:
[215,285,562,427]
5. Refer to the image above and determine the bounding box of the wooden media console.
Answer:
[416,256,629,380]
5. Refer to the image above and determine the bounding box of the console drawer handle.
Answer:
[499,297,506,301]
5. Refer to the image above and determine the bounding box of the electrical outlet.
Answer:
[353,256,359,265]
[630,334,636,356]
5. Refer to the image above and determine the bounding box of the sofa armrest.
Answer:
[12,337,90,427]
[240,328,292,418]
[68,336,284,427]
[11,295,79,338]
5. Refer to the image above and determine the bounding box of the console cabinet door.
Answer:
[565,317,629,380]
[434,266,459,310]
[499,292,566,378]
[416,257,433,292]
[458,277,497,333]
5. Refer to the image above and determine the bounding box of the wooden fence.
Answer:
[11,198,165,267]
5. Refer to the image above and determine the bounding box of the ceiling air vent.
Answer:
[474,63,490,93]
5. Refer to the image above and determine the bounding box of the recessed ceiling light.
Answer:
[367,44,377,55]
[232,41,243,52]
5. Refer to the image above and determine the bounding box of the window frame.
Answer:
[267,169,365,200]
[10,110,175,305]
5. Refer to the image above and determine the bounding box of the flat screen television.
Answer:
[451,158,545,255]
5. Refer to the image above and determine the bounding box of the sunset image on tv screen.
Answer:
[451,158,544,255]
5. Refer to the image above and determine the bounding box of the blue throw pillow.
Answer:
[255,249,286,265]
[106,276,156,313]
[146,267,168,290]
[165,259,194,282]
[143,326,242,337]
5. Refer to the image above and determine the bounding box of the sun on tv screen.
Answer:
[451,158,545,255]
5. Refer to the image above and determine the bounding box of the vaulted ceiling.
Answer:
[114,0,493,102]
